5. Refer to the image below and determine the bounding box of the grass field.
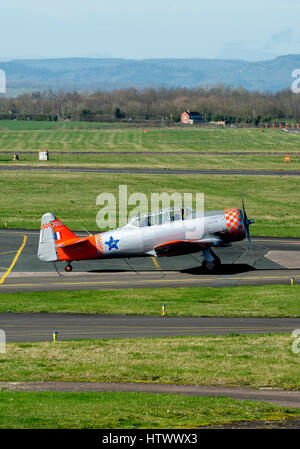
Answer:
[0,391,297,429]
[0,171,299,236]
[0,120,129,131]
[1,153,300,171]
[0,124,300,153]
[1,285,300,316]
[1,335,299,388]
[1,122,300,236]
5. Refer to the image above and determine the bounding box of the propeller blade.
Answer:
[241,199,254,254]
[247,229,253,255]
[242,198,246,216]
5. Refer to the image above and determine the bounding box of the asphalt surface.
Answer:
[1,165,300,176]
[1,314,299,342]
[3,269,300,292]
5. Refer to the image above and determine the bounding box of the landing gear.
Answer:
[65,262,73,272]
[201,249,221,273]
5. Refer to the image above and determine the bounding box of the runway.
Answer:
[1,314,300,342]
[1,230,300,292]
[1,165,300,176]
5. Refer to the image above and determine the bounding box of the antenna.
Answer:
[81,227,92,236]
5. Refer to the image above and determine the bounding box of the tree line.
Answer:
[0,86,299,124]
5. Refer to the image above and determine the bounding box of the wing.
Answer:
[154,238,223,257]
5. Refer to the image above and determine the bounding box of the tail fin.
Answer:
[38,213,77,262]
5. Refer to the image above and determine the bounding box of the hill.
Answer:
[0,54,299,94]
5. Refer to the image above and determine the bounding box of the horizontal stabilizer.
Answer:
[56,238,88,248]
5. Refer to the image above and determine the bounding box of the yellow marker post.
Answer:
[4,223,7,229]
[291,278,295,286]
[161,305,166,316]
[52,331,58,342]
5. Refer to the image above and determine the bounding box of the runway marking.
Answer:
[0,279,214,287]
[0,251,18,255]
[0,267,9,270]
[0,235,27,285]
[151,257,161,270]
[6,327,295,337]
[3,325,295,331]
[0,274,298,289]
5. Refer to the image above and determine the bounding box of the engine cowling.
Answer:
[224,208,245,241]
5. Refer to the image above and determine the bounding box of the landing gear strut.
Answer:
[201,249,221,273]
[65,262,73,272]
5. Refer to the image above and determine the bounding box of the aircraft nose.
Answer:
[224,208,245,235]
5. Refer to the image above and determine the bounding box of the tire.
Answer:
[65,264,73,272]
[202,257,221,273]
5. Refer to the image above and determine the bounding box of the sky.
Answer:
[0,0,300,61]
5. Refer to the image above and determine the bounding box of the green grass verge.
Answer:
[0,391,297,429]
[0,120,129,131]
[2,335,299,388]
[0,126,300,152]
[2,153,300,171]
[0,171,300,236]
[0,285,300,317]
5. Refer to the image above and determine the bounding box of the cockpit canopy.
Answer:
[128,206,194,228]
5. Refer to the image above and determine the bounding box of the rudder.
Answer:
[38,213,77,262]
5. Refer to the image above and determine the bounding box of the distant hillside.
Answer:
[0,54,299,95]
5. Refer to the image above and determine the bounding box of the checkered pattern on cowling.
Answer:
[40,218,64,230]
[224,208,244,235]
[95,234,104,256]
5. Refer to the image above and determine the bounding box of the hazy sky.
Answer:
[0,0,300,60]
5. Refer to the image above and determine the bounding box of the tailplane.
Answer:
[38,213,77,262]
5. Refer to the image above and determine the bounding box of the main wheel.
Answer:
[65,263,73,272]
[202,256,221,273]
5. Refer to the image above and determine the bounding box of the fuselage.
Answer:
[54,208,246,262]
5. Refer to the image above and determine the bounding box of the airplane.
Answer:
[37,203,254,273]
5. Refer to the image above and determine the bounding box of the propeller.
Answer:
[242,199,255,254]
